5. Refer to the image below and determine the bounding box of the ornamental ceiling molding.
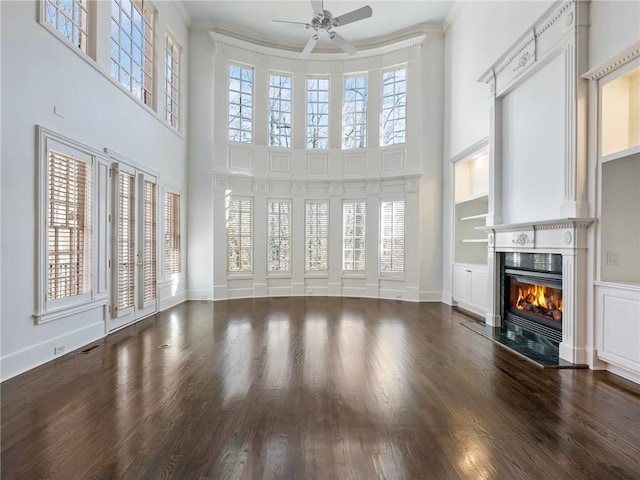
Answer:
[480,218,594,233]
[208,30,428,64]
[582,41,640,81]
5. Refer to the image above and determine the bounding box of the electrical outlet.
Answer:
[54,345,65,355]
[606,252,619,265]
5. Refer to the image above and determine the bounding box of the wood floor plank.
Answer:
[2,298,640,479]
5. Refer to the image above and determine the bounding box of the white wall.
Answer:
[187,31,444,302]
[0,0,189,380]
[589,0,640,70]
[441,1,553,301]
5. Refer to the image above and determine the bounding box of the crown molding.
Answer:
[208,30,429,62]
[582,41,640,81]
[442,1,464,33]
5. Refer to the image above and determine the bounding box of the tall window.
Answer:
[47,150,93,301]
[228,64,253,143]
[305,201,329,272]
[43,0,88,52]
[306,77,330,149]
[116,170,135,310]
[110,0,154,107]
[268,73,292,148]
[228,197,254,273]
[343,75,367,149]
[379,200,405,273]
[164,191,181,275]
[165,34,180,129]
[142,181,157,302]
[267,200,292,273]
[343,201,366,271]
[381,67,407,146]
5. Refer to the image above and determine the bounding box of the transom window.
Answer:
[381,67,407,146]
[268,73,292,148]
[267,200,292,272]
[165,34,180,129]
[43,0,88,52]
[110,0,154,107]
[47,150,93,300]
[305,201,329,271]
[379,200,405,273]
[343,201,366,271]
[227,196,254,273]
[343,75,367,149]
[306,77,330,149]
[228,64,254,143]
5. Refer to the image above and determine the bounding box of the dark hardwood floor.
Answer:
[2,298,640,479]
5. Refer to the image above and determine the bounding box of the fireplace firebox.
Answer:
[501,253,563,343]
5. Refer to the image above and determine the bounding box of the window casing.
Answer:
[381,67,407,146]
[43,0,88,52]
[267,200,292,273]
[305,201,329,272]
[227,197,254,273]
[110,0,155,107]
[164,191,181,275]
[47,149,93,302]
[306,77,330,149]
[343,201,366,271]
[379,200,405,273]
[343,75,367,149]
[268,73,292,148]
[228,64,254,143]
[165,34,180,129]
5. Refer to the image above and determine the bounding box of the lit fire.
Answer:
[513,283,563,322]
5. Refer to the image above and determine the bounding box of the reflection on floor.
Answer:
[462,320,586,369]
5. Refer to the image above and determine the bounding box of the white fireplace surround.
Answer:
[482,219,594,364]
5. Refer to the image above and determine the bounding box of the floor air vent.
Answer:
[80,345,101,354]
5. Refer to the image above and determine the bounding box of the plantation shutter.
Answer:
[164,191,181,275]
[227,197,254,273]
[142,180,156,304]
[379,200,405,273]
[47,150,92,300]
[305,201,329,271]
[342,201,366,271]
[267,200,291,272]
[117,170,135,311]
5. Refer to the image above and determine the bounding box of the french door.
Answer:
[110,163,158,331]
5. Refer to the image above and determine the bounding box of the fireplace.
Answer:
[501,253,563,343]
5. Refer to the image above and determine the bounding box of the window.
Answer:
[268,73,292,148]
[306,77,330,149]
[110,0,154,107]
[164,191,181,275]
[165,34,180,129]
[267,200,292,273]
[116,169,135,310]
[142,180,157,302]
[47,149,93,301]
[381,67,407,146]
[228,197,254,273]
[379,200,405,273]
[228,64,253,143]
[343,201,366,271]
[43,0,88,52]
[343,75,367,149]
[305,201,329,272]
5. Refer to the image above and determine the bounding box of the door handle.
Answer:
[136,251,143,267]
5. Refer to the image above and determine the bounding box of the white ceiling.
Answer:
[183,1,454,50]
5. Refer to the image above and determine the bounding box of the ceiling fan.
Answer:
[272,0,373,59]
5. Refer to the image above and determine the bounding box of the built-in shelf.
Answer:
[601,145,640,164]
[454,192,489,205]
[460,213,489,221]
[461,238,489,243]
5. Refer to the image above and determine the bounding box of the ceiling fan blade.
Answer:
[310,0,323,16]
[333,5,372,27]
[271,19,310,27]
[300,35,318,59]
[329,32,357,55]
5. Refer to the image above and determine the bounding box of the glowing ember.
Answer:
[511,281,563,322]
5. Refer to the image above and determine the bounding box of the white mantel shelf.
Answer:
[479,218,595,233]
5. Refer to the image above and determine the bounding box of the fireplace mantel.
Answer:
[481,218,595,252]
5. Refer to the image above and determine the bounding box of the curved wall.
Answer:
[187,30,444,301]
